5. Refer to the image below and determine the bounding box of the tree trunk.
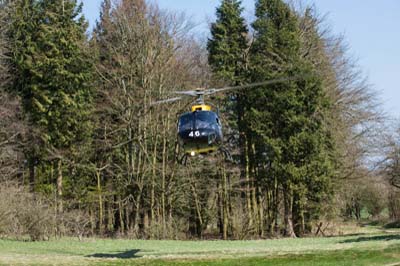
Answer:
[251,143,260,236]
[151,136,158,228]
[218,182,223,237]
[222,165,228,240]
[56,159,63,237]
[29,160,35,191]
[96,170,104,235]
[106,197,114,232]
[244,137,253,227]
[161,113,169,238]
[273,178,279,235]
[56,159,63,214]
[293,190,305,237]
[89,206,95,235]
[114,195,124,234]
[283,185,296,238]
[257,186,265,237]
[190,176,203,238]
[118,198,125,234]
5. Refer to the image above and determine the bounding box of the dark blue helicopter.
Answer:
[151,77,301,162]
[177,105,223,156]
[154,88,225,158]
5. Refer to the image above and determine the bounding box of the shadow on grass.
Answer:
[340,234,400,243]
[361,220,383,227]
[385,221,400,229]
[327,233,366,238]
[87,249,141,259]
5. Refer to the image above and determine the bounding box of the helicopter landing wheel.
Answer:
[218,146,233,162]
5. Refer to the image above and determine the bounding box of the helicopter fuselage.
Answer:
[177,110,223,156]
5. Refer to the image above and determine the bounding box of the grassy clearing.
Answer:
[0,227,399,266]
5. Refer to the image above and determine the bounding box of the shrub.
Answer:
[0,182,55,241]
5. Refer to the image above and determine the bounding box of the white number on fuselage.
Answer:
[189,131,200,137]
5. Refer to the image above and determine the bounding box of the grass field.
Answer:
[1,227,400,266]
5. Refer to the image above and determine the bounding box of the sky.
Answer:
[81,0,400,119]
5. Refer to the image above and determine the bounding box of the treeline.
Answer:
[0,0,398,241]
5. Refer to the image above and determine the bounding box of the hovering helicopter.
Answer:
[151,77,301,164]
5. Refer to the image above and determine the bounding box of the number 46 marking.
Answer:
[189,131,200,137]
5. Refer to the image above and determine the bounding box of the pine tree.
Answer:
[8,0,42,187]
[10,0,93,213]
[207,0,249,239]
[248,0,300,238]
[249,0,334,237]
[0,0,11,89]
[207,0,248,83]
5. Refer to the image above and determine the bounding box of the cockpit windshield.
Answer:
[195,111,218,129]
[178,111,220,132]
[178,113,193,131]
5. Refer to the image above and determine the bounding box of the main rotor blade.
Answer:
[150,97,182,106]
[173,90,200,97]
[204,76,305,95]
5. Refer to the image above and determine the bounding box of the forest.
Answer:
[0,0,399,241]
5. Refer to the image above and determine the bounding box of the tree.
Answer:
[207,0,248,83]
[207,0,249,239]
[384,126,400,189]
[384,127,400,220]
[248,0,334,237]
[0,0,10,89]
[9,0,93,214]
[297,6,383,227]
[92,0,207,238]
[0,0,25,182]
[249,0,300,237]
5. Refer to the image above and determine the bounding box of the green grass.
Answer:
[1,228,400,266]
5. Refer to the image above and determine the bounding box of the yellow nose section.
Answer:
[191,104,211,112]
[186,146,218,156]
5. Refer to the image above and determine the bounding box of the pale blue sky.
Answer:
[81,0,400,118]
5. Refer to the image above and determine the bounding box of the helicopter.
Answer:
[151,77,302,164]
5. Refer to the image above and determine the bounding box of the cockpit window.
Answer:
[196,111,217,122]
[178,113,193,131]
[178,111,220,131]
[195,111,218,129]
